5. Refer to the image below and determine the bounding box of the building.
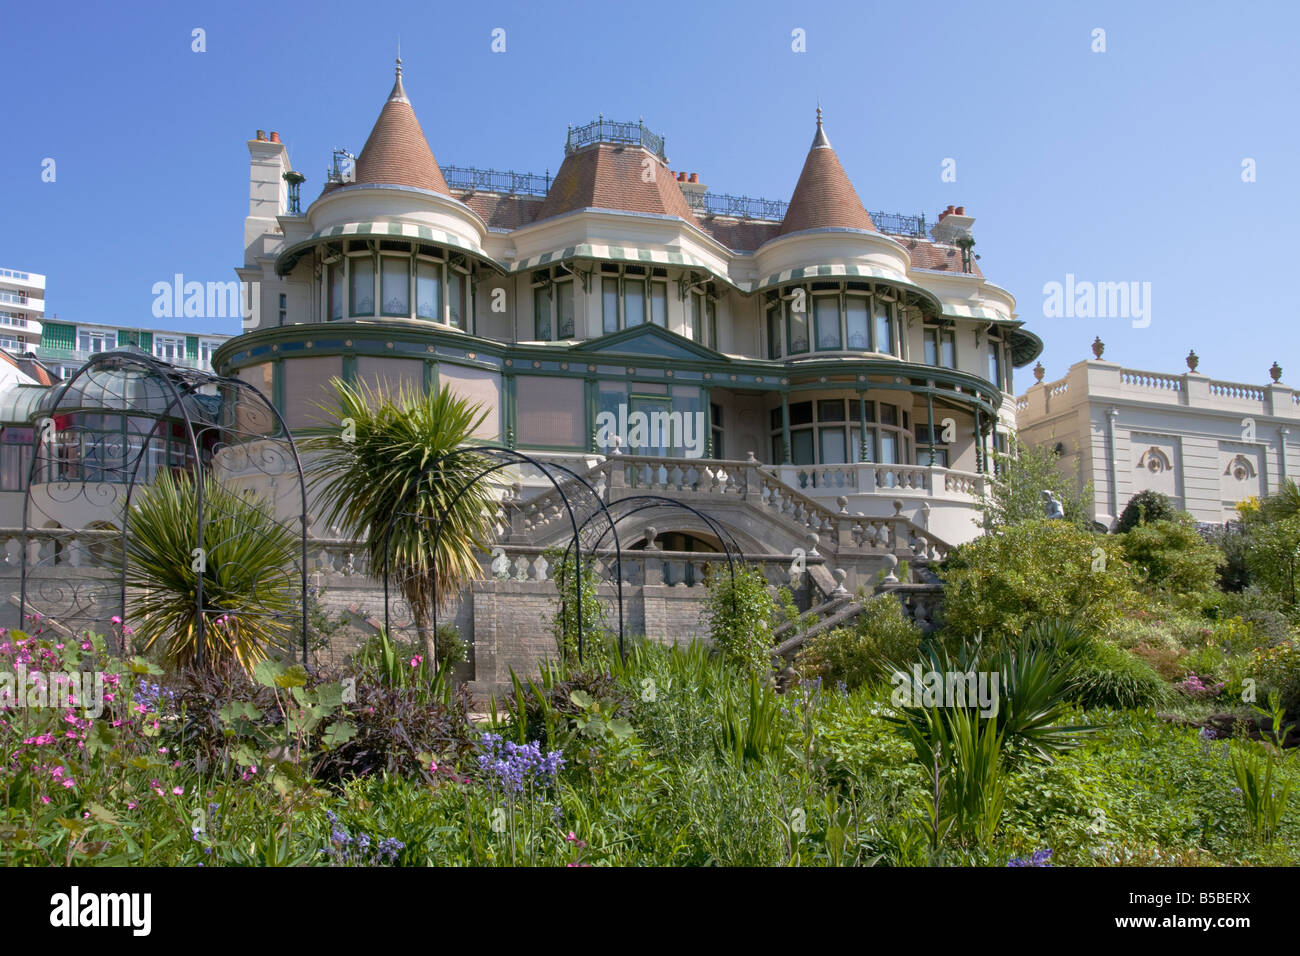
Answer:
[223,58,1041,548]
[33,319,230,380]
[0,267,44,356]
[1016,340,1298,528]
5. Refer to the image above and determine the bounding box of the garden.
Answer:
[0,388,1296,867]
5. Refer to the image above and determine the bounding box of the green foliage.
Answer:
[1120,517,1224,597]
[301,378,499,660]
[1115,490,1180,534]
[1247,640,1300,716]
[1231,695,1295,843]
[716,674,786,765]
[1203,524,1252,592]
[350,628,456,706]
[702,563,776,674]
[1244,515,1300,608]
[548,549,613,663]
[938,520,1137,647]
[797,594,922,690]
[118,470,298,672]
[981,434,1094,530]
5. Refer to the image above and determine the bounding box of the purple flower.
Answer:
[1008,848,1053,867]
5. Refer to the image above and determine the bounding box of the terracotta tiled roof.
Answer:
[458,193,545,230]
[354,63,449,194]
[778,117,875,236]
[902,238,983,277]
[537,144,701,226]
[698,219,782,251]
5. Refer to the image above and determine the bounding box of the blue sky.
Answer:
[2,0,1296,386]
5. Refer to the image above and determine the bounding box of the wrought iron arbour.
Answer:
[19,351,310,665]
[380,446,626,661]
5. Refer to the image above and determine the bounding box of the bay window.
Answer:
[767,281,903,358]
[924,326,956,368]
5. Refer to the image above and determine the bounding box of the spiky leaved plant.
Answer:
[119,469,298,671]
[300,378,498,662]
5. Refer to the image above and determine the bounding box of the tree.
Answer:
[1119,516,1223,597]
[301,379,499,661]
[981,435,1094,530]
[119,470,298,671]
[1245,515,1300,608]
[1115,490,1179,534]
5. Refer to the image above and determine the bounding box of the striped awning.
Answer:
[938,301,1014,323]
[750,264,943,311]
[510,243,741,290]
[276,222,507,276]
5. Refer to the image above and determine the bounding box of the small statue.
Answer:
[1041,490,1065,520]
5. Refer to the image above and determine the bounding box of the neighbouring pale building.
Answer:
[0,267,44,357]
[1016,339,1298,528]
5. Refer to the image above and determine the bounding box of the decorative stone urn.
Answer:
[1033,361,1045,382]
[1091,336,1105,359]
[1186,349,1199,372]
[1270,361,1283,383]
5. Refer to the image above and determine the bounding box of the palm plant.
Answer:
[119,469,298,671]
[300,378,499,661]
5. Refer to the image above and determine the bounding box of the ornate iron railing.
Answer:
[443,165,552,196]
[565,117,666,161]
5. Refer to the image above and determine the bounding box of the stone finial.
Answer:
[881,553,899,584]
[643,527,658,551]
[892,499,903,515]
[1091,336,1104,359]
[836,495,849,514]
[1269,361,1283,383]
[608,434,622,456]
[1186,349,1199,372]
[746,450,758,463]
[807,532,820,556]
[832,569,848,594]
[1033,361,1045,382]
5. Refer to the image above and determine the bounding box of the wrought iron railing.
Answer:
[443,165,552,196]
[869,211,928,238]
[685,192,788,222]
[564,116,666,161]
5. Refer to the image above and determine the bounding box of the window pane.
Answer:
[819,427,847,464]
[625,279,645,327]
[770,407,783,432]
[789,401,813,427]
[349,257,374,315]
[817,399,845,422]
[557,281,575,338]
[786,301,809,353]
[329,264,344,320]
[791,430,814,465]
[814,297,841,350]
[771,434,784,464]
[924,330,939,366]
[880,404,898,426]
[691,294,704,343]
[650,282,667,326]
[874,298,893,353]
[533,286,552,340]
[845,297,869,350]
[415,261,440,319]
[849,428,863,463]
[603,278,619,334]
[880,432,898,464]
[767,308,782,359]
[707,299,717,349]
[448,272,464,329]
[941,332,956,368]
[381,257,409,316]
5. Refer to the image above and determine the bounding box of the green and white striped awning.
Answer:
[276,222,506,276]
[751,264,943,311]
[510,243,741,290]
[939,301,1014,323]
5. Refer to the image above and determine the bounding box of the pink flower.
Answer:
[172,786,184,796]
[111,616,122,625]
[61,779,74,789]
[39,795,50,805]
[409,655,423,668]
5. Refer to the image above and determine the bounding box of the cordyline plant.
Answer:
[301,378,499,662]
[116,469,298,671]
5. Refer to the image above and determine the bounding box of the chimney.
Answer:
[688,172,699,184]
[256,130,267,141]
[269,131,281,144]
[931,206,975,244]
[677,171,708,200]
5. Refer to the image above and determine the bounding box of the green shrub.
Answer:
[1247,640,1300,715]
[1120,517,1223,597]
[1203,524,1252,592]
[1245,516,1300,609]
[938,520,1137,647]
[1069,640,1170,710]
[549,549,613,663]
[1116,490,1179,533]
[1215,588,1294,644]
[797,595,923,690]
[433,622,469,669]
[981,434,1094,530]
[702,564,776,674]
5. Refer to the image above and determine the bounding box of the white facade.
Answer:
[0,267,44,356]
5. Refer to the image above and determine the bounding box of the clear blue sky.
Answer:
[3,0,1296,386]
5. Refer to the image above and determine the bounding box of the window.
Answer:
[598,266,671,335]
[78,330,112,353]
[624,279,646,327]
[447,269,468,330]
[814,296,841,350]
[278,292,287,325]
[602,278,619,334]
[380,257,409,316]
[988,332,1005,389]
[531,268,575,341]
[772,398,911,468]
[650,282,667,327]
[533,285,552,340]
[767,282,902,358]
[0,426,33,491]
[415,260,440,320]
[199,339,219,367]
[924,326,956,368]
[154,335,183,362]
[710,403,723,459]
[691,290,717,347]
[328,263,344,320]
[916,421,950,467]
[349,256,374,315]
